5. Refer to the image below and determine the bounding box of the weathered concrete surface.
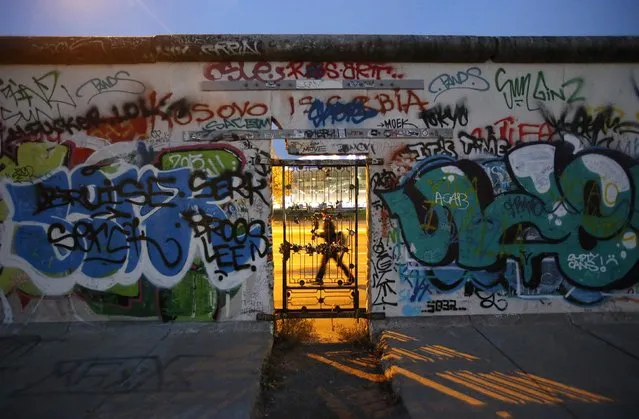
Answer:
[371,313,639,419]
[0,35,638,64]
[0,321,272,419]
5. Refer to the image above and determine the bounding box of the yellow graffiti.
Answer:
[0,143,68,181]
[0,143,69,296]
[584,104,626,119]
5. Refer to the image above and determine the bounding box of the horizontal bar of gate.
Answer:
[264,311,384,320]
[272,159,368,167]
[283,284,358,290]
[271,309,379,319]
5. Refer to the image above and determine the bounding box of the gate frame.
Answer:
[272,158,369,318]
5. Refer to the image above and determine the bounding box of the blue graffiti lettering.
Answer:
[306,98,378,128]
[0,164,269,294]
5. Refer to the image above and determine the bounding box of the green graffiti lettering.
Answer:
[377,142,638,290]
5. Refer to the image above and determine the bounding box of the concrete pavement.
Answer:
[0,321,272,419]
[371,313,639,419]
[4,312,639,419]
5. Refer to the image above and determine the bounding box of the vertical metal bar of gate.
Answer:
[354,166,359,311]
[281,166,288,312]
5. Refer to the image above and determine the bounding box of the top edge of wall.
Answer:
[1,35,639,65]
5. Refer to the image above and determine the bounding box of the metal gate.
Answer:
[276,160,366,315]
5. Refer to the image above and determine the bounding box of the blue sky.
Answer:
[1,0,638,36]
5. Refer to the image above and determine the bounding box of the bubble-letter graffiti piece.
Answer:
[0,146,269,294]
[375,142,639,291]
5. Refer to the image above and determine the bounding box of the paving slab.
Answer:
[568,312,639,360]
[0,321,273,419]
[372,314,639,419]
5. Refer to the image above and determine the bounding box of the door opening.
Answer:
[272,160,368,317]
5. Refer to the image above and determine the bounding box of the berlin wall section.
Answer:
[0,36,638,322]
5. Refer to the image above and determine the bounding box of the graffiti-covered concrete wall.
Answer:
[1,35,639,321]
[366,64,639,316]
[0,65,273,322]
[266,61,639,317]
